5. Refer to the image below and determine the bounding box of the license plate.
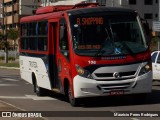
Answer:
[109,90,124,96]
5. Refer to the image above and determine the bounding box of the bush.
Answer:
[150,37,158,52]
[8,57,15,61]
[0,56,4,60]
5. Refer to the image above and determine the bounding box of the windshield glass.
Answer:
[69,12,147,56]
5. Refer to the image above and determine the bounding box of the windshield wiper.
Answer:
[94,47,106,57]
[121,41,135,56]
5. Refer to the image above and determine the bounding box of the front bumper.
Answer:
[73,71,152,98]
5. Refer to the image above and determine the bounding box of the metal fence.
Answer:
[0,51,19,61]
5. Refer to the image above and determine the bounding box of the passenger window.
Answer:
[21,24,27,36]
[59,18,69,59]
[152,52,158,63]
[28,22,36,36]
[29,38,37,50]
[38,37,48,51]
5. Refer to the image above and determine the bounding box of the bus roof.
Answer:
[20,5,136,23]
[67,7,136,15]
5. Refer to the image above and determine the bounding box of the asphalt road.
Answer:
[0,68,160,120]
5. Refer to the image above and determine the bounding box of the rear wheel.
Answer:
[33,76,45,96]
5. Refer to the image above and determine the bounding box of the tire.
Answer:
[67,85,79,107]
[33,78,45,96]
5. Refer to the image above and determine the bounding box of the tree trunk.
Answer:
[4,47,8,63]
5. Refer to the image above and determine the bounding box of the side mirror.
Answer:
[141,19,151,45]
[143,22,150,35]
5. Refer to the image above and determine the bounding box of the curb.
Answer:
[0,66,20,70]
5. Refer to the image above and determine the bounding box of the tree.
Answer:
[0,31,10,63]
[7,28,19,51]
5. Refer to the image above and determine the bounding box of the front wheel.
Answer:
[68,85,79,107]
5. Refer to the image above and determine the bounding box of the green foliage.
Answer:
[0,56,4,60]
[150,37,158,52]
[0,41,10,48]
[152,37,158,44]
[7,28,18,40]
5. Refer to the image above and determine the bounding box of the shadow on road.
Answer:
[40,80,160,108]
[42,88,160,108]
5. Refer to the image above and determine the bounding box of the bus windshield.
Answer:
[69,13,147,56]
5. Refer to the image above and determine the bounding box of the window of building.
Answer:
[144,0,153,5]
[144,13,153,19]
[155,13,158,18]
[129,0,137,5]
[155,0,158,3]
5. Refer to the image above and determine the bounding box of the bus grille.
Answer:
[95,71,136,78]
[98,83,131,92]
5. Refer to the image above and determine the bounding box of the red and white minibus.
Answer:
[19,2,152,106]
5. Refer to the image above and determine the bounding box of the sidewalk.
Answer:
[0,100,46,120]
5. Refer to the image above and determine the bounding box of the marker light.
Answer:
[139,61,152,76]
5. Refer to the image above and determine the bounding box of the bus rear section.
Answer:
[19,5,152,107]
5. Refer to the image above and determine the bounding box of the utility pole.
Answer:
[112,0,114,7]
[2,0,8,63]
[12,0,14,28]
[2,0,4,36]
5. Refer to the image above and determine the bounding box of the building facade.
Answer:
[105,0,159,29]
[0,0,41,31]
[0,0,41,51]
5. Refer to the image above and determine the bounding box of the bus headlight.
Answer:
[75,64,93,79]
[138,61,152,76]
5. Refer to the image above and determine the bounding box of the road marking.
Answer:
[0,95,57,101]
[25,95,57,100]
[131,118,140,120]
[0,96,28,99]
[0,84,18,86]
[2,78,19,82]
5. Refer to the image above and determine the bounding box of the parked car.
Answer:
[151,51,160,80]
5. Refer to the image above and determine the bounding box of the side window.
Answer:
[28,22,37,50]
[38,21,48,35]
[21,23,28,50]
[152,52,158,63]
[21,24,27,36]
[20,21,48,52]
[28,22,36,36]
[156,53,160,64]
[37,21,48,51]
[59,18,69,51]
[59,18,69,59]
[21,38,28,50]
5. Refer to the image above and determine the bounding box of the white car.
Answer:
[151,51,160,80]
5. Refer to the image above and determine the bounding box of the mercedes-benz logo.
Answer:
[113,72,120,78]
